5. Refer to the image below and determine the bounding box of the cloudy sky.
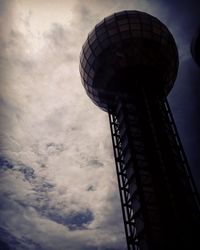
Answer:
[0,0,200,249]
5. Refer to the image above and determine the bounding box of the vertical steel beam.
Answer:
[108,94,200,250]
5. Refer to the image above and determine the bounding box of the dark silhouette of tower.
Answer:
[80,11,200,250]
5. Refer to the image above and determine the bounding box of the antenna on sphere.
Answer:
[80,10,200,250]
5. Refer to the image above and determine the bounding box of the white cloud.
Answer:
[1,0,199,249]
[0,3,126,248]
[0,157,125,249]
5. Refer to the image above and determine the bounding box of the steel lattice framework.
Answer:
[108,93,200,249]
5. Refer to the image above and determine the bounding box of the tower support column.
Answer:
[108,90,200,250]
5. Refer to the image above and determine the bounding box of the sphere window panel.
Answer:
[89,33,97,44]
[153,26,162,35]
[100,39,110,49]
[105,15,114,23]
[85,47,92,60]
[87,77,93,86]
[161,37,168,46]
[140,16,151,24]
[88,55,95,65]
[110,35,121,44]
[93,46,102,57]
[80,53,84,65]
[130,23,141,30]
[92,60,101,71]
[83,42,90,54]
[152,34,161,42]
[152,22,161,30]
[96,26,107,36]
[106,22,118,30]
[80,64,84,76]
[108,28,118,36]
[115,12,126,18]
[119,24,130,32]
[131,30,142,37]
[89,68,95,78]
[129,17,140,24]
[85,63,91,75]
[142,31,153,39]
[95,19,104,29]
[90,39,99,51]
[161,31,169,42]
[81,56,87,69]
[142,24,152,31]
[98,32,109,42]
[121,31,131,40]
[87,85,93,93]
[83,71,89,83]
[117,19,129,26]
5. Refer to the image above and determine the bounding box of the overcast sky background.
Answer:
[0,1,200,249]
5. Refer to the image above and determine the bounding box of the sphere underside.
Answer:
[80,10,179,111]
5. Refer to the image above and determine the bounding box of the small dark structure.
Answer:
[80,11,200,250]
[191,27,200,66]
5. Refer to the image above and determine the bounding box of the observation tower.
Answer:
[80,11,200,250]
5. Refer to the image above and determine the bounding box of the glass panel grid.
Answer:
[80,10,178,106]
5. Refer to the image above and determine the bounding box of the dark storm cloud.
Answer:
[47,209,94,230]
[159,0,200,53]
[158,0,200,190]
[169,60,200,190]
[0,197,44,250]
[0,239,10,250]
[0,156,36,182]
[0,156,94,240]
[0,156,53,209]
[0,227,43,250]
[161,0,200,25]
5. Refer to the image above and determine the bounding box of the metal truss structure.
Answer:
[108,93,200,250]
